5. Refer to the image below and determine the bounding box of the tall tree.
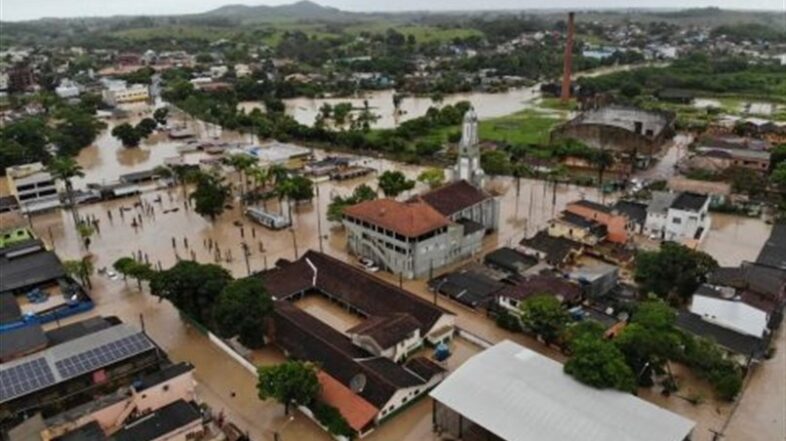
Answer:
[111,123,142,147]
[378,170,415,198]
[565,334,636,392]
[153,107,169,126]
[518,295,569,345]
[150,260,232,324]
[213,278,273,348]
[257,361,320,415]
[47,157,84,226]
[190,172,230,221]
[635,242,718,303]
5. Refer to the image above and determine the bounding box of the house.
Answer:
[518,231,584,267]
[690,285,770,338]
[55,79,80,99]
[495,275,582,314]
[547,211,608,245]
[568,260,619,298]
[675,311,768,365]
[343,198,483,279]
[684,147,770,174]
[430,340,695,441]
[645,192,710,244]
[110,400,204,441]
[5,162,62,214]
[611,200,648,234]
[565,199,631,244]
[429,270,506,309]
[0,324,165,431]
[708,262,786,329]
[483,247,538,276]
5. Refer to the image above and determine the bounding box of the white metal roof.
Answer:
[690,294,768,338]
[430,340,694,441]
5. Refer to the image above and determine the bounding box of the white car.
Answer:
[358,258,380,272]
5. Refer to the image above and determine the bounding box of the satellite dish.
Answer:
[349,373,367,393]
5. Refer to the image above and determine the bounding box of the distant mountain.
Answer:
[201,0,355,22]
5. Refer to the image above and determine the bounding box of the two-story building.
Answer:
[5,162,61,214]
[565,199,632,244]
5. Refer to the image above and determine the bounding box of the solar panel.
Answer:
[0,357,57,402]
[55,333,153,380]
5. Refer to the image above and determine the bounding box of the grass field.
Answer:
[421,109,566,146]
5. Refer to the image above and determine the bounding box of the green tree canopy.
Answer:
[150,260,232,325]
[190,172,230,220]
[111,123,142,147]
[565,334,636,392]
[635,242,718,303]
[257,361,320,415]
[136,118,158,138]
[153,107,169,126]
[518,295,569,344]
[417,168,446,189]
[377,170,415,197]
[213,277,273,348]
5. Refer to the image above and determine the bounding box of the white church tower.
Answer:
[454,106,485,187]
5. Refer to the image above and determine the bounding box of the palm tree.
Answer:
[275,178,298,222]
[228,154,257,206]
[48,157,84,226]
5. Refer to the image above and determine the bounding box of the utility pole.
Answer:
[315,184,324,253]
[290,229,299,260]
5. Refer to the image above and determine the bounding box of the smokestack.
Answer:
[561,11,575,103]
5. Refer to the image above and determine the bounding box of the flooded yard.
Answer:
[294,295,363,333]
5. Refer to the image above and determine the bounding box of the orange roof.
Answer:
[344,199,449,238]
[317,371,378,432]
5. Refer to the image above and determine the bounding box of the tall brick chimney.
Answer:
[561,11,575,103]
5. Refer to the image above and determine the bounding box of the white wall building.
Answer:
[646,191,710,243]
[102,83,149,106]
[5,162,61,213]
[690,290,770,338]
[55,79,80,99]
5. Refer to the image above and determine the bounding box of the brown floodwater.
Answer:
[14,100,779,441]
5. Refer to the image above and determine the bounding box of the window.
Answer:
[672,217,682,224]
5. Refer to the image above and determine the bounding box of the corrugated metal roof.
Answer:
[430,340,694,441]
[690,292,768,338]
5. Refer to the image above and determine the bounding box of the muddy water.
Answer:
[700,214,773,267]
[240,86,541,129]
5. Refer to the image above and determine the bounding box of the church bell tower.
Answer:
[454,106,485,187]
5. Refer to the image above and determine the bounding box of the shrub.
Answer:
[312,401,355,439]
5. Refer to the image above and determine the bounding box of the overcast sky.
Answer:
[1,0,783,21]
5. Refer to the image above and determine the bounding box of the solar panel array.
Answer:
[0,358,56,402]
[55,333,153,380]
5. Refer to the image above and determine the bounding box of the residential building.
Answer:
[483,247,538,276]
[708,262,786,330]
[453,107,485,187]
[547,211,607,245]
[683,147,770,174]
[343,193,487,278]
[55,79,80,99]
[234,64,251,78]
[0,324,164,432]
[102,83,149,106]
[518,231,584,267]
[664,192,710,244]
[690,285,769,338]
[565,199,632,244]
[7,65,35,93]
[675,311,768,365]
[496,275,582,313]
[645,191,710,243]
[611,200,648,234]
[430,340,695,441]
[568,259,619,298]
[5,162,62,214]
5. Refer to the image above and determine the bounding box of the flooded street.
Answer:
[10,80,780,441]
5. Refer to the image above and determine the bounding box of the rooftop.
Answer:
[417,180,492,217]
[568,106,671,138]
[484,247,538,275]
[344,198,450,238]
[111,400,201,441]
[430,340,695,441]
[647,191,677,215]
[569,199,613,215]
[258,250,450,336]
[675,311,767,359]
[0,239,66,294]
[757,224,786,270]
[496,275,582,303]
[670,192,709,211]
[612,200,648,225]
[519,231,584,265]
[346,314,421,350]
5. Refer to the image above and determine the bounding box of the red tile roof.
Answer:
[344,198,449,238]
[317,371,378,432]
